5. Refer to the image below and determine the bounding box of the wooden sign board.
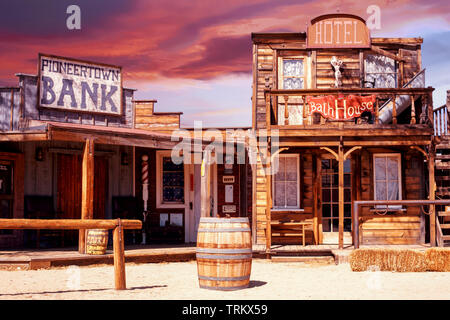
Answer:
[307,95,376,120]
[222,205,236,213]
[38,53,122,115]
[222,176,235,184]
[307,14,371,49]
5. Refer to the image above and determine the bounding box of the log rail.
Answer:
[0,218,142,290]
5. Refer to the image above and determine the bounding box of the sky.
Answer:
[0,0,449,127]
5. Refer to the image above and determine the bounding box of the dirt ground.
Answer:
[0,260,449,300]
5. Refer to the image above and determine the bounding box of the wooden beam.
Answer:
[320,147,338,160]
[338,139,344,249]
[429,143,436,246]
[266,138,272,255]
[344,146,362,160]
[370,45,406,62]
[79,138,95,254]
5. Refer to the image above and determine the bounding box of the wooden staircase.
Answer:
[435,137,450,246]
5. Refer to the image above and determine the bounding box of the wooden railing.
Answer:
[265,87,434,128]
[434,104,449,136]
[0,218,142,290]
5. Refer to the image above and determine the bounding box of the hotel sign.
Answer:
[307,95,376,121]
[38,54,122,115]
[307,14,371,49]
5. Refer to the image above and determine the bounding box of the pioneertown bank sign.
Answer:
[38,54,122,115]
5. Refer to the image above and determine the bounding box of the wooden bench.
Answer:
[270,220,313,246]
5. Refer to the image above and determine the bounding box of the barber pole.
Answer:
[141,154,149,244]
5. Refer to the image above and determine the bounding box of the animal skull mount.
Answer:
[331,56,344,88]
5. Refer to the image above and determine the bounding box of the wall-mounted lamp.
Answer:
[35,147,44,162]
[121,152,129,166]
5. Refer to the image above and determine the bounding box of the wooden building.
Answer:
[251,13,440,250]
[0,54,252,250]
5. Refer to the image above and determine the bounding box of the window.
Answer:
[278,58,305,125]
[282,59,304,89]
[156,151,186,208]
[373,154,402,208]
[273,154,300,209]
[364,54,397,88]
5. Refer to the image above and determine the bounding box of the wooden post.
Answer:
[201,150,211,218]
[113,219,126,290]
[312,152,319,245]
[302,95,307,125]
[429,143,436,246]
[265,137,272,256]
[338,139,344,249]
[392,95,397,125]
[410,95,416,124]
[265,93,271,129]
[284,95,289,125]
[79,138,95,254]
[375,98,379,124]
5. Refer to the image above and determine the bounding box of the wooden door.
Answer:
[93,156,108,219]
[57,154,108,245]
[57,154,82,245]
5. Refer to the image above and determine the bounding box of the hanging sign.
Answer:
[307,14,371,49]
[306,95,376,120]
[38,53,122,115]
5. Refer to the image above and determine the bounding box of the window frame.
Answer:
[279,57,306,90]
[271,154,301,210]
[156,150,188,209]
[372,153,402,208]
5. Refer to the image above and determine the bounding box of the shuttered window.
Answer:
[273,154,300,209]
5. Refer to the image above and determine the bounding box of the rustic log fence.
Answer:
[0,218,142,290]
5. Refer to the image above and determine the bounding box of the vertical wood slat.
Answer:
[375,98,379,124]
[79,138,95,254]
[302,96,307,125]
[10,89,14,130]
[410,95,416,124]
[283,95,289,125]
[392,94,397,125]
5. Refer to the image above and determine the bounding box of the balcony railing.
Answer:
[265,87,434,129]
[434,104,449,136]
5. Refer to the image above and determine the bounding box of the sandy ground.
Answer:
[0,260,449,300]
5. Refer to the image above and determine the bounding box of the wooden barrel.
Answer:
[196,217,252,291]
[86,229,108,255]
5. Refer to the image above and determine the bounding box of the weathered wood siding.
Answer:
[359,149,424,245]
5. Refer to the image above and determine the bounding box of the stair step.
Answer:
[440,224,450,229]
[438,211,450,217]
[436,164,450,170]
[435,176,450,181]
[436,155,450,160]
[443,235,450,241]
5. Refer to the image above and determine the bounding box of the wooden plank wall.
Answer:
[359,149,424,245]
[254,44,275,130]
[134,101,181,132]
[316,50,361,88]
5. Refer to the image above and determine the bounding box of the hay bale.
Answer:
[425,248,450,272]
[349,248,427,272]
